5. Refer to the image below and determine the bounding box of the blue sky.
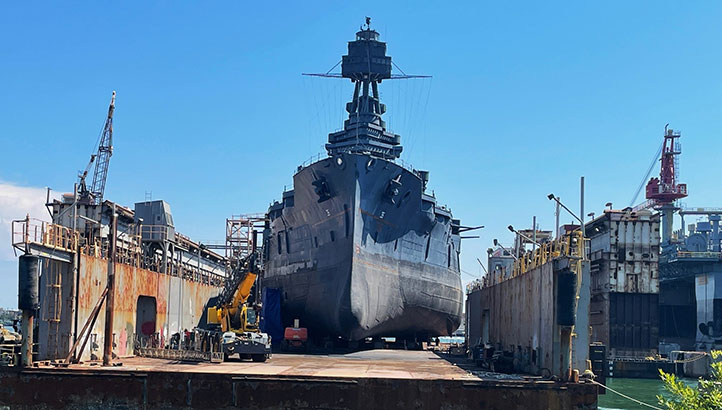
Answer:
[1,2,722,307]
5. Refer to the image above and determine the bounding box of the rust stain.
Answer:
[75,254,221,360]
[360,208,397,228]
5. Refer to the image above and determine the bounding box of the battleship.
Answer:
[262,20,465,341]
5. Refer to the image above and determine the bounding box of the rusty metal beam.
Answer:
[103,204,117,366]
[64,287,108,364]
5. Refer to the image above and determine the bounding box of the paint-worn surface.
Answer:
[37,254,221,361]
[477,262,558,375]
[586,210,660,294]
[72,350,478,379]
[585,209,660,357]
[467,257,591,378]
[0,351,598,409]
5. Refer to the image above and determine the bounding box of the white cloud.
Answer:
[0,182,56,261]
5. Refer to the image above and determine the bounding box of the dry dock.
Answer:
[0,350,597,409]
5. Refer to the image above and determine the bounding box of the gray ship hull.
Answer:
[263,153,463,340]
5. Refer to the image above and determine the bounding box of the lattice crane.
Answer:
[78,91,115,205]
[632,125,688,244]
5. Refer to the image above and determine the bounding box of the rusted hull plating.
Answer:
[37,254,221,361]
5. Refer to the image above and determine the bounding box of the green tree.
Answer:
[658,350,722,410]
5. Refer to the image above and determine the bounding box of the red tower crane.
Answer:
[645,125,687,205]
[642,125,688,244]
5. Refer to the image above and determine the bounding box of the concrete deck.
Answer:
[72,350,480,380]
[0,350,599,409]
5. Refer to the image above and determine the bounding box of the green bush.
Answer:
[658,350,722,409]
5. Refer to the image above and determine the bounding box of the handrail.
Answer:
[467,231,586,293]
[294,152,418,176]
[11,216,79,253]
[140,224,171,241]
[511,230,584,278]
[13,215,226,287]
[296,152,326,173]
[674,251,722,260]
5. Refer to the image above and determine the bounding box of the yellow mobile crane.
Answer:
[206,253,271,362]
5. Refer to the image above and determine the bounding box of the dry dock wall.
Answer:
[0,369,598,410]
[467,258,591,377]
[480,262,558,374]
[38,254,220,361]
[585,210,660,357]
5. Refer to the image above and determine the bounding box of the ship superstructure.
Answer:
[262,20,464,341]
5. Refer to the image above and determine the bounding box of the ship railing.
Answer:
[176,259,225,287]
[466,279,484,294]
[511,230,585,279]
[80,231,143,267]
[674,251,722,260]
[228,213,267,220]
[294,152,417,175]
[79,233,225,287]
[11,216,79,254]
[296,152,326,173]
[394,158,415,173]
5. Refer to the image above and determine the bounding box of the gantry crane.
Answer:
[78,91,116,205]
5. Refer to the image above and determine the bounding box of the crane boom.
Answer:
[79,91,115,205]
[219,252,258,307]
[209,252,261,332]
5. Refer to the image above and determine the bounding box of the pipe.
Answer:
[103,204,117,366]
[532,216,537,252]
[21,312,33,367]
[65,287,108,363]
[580,177,585,237]
[555,197,561,239]
[18,254,40,367]
[70,183,79,360]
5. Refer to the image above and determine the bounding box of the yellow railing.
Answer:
[11,216,225,286]
[11,216,79,253]
[512,230,584,278]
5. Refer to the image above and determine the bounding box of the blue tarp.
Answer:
[260,288,283,346]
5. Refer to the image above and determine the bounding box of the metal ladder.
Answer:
[43,259,62,358]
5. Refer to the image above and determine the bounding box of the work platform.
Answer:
[0,350,598,409]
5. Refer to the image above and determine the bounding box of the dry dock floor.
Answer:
[0,350,599,409]
[75,350,480,380]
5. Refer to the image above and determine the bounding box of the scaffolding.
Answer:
[225,214,266,265]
